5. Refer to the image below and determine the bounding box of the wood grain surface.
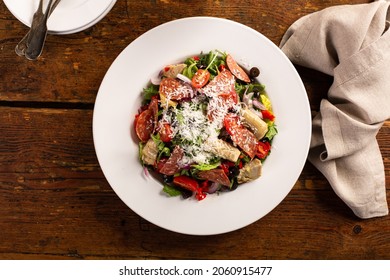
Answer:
[0,0,389,260]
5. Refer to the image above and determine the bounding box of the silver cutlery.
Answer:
[15,0,62,60]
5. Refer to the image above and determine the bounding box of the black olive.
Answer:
[230,179,238,191]
[253,89,260,98]
[249,67,260,78]
[229,166,240,178]
[163,175,174,183]
[181,189,193,199]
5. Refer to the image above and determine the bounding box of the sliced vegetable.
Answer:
[260,94,272,111]
[162,63,187,78]
[256,141,271,159]
[158,122,173,142]
[173,175,206,201]
[261,110,275,121]
[141,138,158,165]
[192,69,210,88]
[241,108,268,140]
[237,159,262,184]
[204,138,240,162]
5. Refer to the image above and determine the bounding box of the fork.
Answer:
[15,0,62,59]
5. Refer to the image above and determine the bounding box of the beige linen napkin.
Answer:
[280,0,390,218]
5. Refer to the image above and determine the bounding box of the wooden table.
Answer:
[0,0,389,260]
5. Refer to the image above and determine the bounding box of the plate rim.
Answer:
[92,16,312,235]
[4,0,117,34]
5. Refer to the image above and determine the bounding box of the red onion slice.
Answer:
[253,99,267,110]
[177,73,192,84]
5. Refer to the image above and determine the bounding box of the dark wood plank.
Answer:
[0,108,388,259]
[0,0,369,103]
[1,0,389,260]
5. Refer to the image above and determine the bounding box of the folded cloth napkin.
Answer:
[280,0,390,218]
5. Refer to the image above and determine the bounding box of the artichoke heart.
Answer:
[141,138,158,166]
[204,138,240,162]
[237,158,262,184]
[241,108,268,140]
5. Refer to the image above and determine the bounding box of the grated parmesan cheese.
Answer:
[160,86,241,166]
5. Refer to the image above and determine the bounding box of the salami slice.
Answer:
[226,54,251,83]
[200,69,236,97]
[197,169,231,186]
[159,146,183,175]
[224,113,258,158]
[159,78,194,101]
[135,108,154,142]
[148,96,159,130]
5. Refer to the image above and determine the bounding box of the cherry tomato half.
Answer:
[191,69,210,89]
[158,122,173,142]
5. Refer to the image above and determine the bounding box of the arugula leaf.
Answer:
[158,147,171,160]
[249,83,265,93]
[138,142,145,164]
[195,50,227,78]
[176,110,184,125]
[183,58,198,79]
[192,160,221,171]
[265,122,278,141]
[143,84,159,102]
[151,134,172,161]
[235,83,247,96]
[151,134,165,151]
[235,83,265,98]
[163,184,182,197]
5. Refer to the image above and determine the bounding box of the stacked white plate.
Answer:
[4,0,117,35]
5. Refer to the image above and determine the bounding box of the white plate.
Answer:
[4,0,116,34]
[93,17,311,235]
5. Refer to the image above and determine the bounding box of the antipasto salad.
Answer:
[134,50,277,201]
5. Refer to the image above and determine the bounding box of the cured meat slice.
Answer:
[197,169,231,186]
[159,146,184,175]
[159,78,194,101]
[224,113,258,158]
[226,54,251,82]
[135,109,154,142]
[199,69,236,97]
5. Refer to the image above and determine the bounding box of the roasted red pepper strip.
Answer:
[261,110,275,121]
[256,141,271,159]
[173,175,206,201]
